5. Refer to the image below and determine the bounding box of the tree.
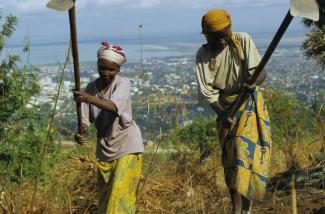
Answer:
[0,12,19,126]
[302,0,325,154]
[302,0,325,69]
[0,11,52,183]
[0,12,40,135]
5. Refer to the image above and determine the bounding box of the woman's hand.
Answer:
[74,132,86,145]
[73,90,92,103]
[243,82,256,93]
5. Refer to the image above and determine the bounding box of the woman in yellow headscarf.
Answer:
[196,9,271,214]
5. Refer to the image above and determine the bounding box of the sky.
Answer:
[1,0,309,47]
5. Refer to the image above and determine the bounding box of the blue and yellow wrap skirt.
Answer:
[218,88,271,201]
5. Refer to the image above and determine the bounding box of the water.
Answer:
[5,36,204,67]
[5,34,304,67]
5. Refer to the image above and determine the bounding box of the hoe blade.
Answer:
[47,0,74,11]
[290,0,320,21]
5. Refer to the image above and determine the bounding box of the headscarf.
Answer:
[201,9,244,60]
[97,41,126,66]
[201,9,231,34]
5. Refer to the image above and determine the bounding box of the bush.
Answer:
[265,90,313,168]
[168,116,218,163]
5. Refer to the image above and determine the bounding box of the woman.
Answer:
[73,41,144,214]
[195,9,272,214]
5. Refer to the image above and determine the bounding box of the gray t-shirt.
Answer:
[81,76,144,161]
[196,32,261,104]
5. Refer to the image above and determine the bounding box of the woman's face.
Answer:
[206,26,231,51]
[97,59,120,84]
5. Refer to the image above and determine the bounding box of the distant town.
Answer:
[36,46,325,137]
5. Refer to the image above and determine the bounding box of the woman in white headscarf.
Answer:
[73,41,144,214]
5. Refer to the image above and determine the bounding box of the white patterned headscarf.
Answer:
[97,41,126,66]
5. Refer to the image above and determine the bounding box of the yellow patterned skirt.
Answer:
[97,154,142,214]
[218,88,271,201]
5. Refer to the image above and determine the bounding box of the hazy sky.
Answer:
[2,0,308,46]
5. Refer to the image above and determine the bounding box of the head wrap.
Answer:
[201,9,244,60]
[97,41,126,66]
[201,9,231,34]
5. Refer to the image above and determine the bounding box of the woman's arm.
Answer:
[73,91,117,113]
[210,101,225,115]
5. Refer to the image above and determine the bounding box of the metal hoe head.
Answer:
[47,0,74,11]
[290,0,320,21]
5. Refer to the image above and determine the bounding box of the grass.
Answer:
[0,134,324,213]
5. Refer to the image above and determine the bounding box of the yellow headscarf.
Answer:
[201,9,231,33]
[201,9,244,60]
